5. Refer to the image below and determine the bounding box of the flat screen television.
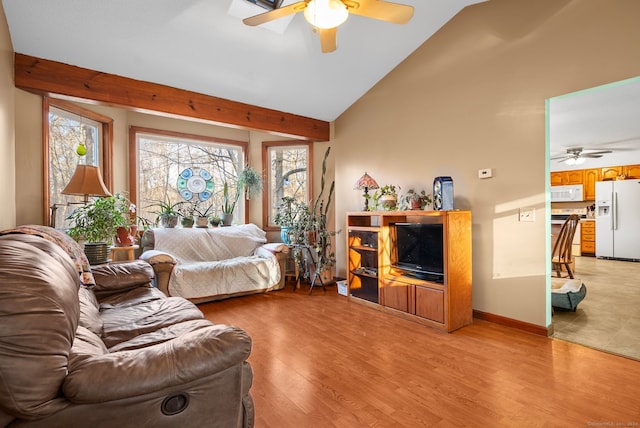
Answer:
[392,222,444,282]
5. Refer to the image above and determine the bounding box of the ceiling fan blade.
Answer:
[554,159,573,164]
[243,1,309,26]
[344,0,414,24]
[319,27,338,53]
[582,150,613,156]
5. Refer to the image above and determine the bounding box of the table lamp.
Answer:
[51,164,111,228]
[62,164,112,203]
[354,172,379,211]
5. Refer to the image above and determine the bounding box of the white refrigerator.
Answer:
[595,179,640,260]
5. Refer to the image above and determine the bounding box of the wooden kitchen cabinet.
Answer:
[581,221,595,256]
[623,164,640,179]
[550,172,564,186]
[551,170,583,186]
[583,168,600,200]
[552,164,639,200]
[601,166,623,181]
[565,170,584,184]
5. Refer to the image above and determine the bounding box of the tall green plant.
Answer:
[67,193,130,244]
[310,147,337,272]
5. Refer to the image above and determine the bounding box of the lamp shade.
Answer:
[354,172,379,190]
[62,165,111,199]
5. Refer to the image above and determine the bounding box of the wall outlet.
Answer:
[478,168,492,179]
[519,208,535,222]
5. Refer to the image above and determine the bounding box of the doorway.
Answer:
[547,76,640,361]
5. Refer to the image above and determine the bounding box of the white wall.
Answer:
[333,0,640,329]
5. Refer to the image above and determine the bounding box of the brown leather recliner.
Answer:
[0,227,254,428]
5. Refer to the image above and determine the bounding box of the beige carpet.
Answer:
[552,255,640,361]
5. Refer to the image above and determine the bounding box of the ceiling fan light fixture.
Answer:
[304,0,349,29]
[564,155,586,165]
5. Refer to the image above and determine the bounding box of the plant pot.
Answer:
[222,213,233,226]
[195,216,209,228]
[83,242,109,265]
[280,226,290,244]
[161,214,179,228]
[181,216,195,228]
[210,218,221,227]
[379,195,397,210]
[410,199,422,210]
[115,226,137,246]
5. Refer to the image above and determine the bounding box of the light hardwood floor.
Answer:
[199,284,640,427]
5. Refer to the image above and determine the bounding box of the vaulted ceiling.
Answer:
[2,0,483,122]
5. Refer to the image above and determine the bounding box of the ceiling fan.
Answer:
[551,147,613,165]
[243,0,414,53]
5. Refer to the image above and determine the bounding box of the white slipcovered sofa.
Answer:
[140,224,286,304]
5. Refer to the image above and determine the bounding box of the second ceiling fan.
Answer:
[552,147,613,165]
[243,0,414,53]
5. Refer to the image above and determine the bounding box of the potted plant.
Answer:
[115,199,141,246]
[147,199,184,228]
[274,196,311,245]
[209,214,222,227]
[177,203,195,228]
[275,147,338,284]
[402,188,432,210]
[220,165,263,226]
[221,182,236,226]
[308,147,338,281]
[372,184,400,210]
[66,193,131,264]
[193,201,214,227]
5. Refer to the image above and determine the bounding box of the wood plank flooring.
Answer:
[198,284,640,427]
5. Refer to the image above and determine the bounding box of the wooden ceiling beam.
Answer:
[14,53,330,142]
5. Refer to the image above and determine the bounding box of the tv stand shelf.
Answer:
[346,210,472,332]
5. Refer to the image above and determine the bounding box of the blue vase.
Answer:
[280,226,291,244]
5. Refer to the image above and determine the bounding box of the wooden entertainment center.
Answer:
[346,210,472,332]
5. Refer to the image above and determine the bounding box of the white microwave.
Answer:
[551,184,584,202]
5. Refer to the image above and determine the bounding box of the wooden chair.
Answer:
[552,214,581,279]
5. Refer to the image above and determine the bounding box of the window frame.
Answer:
[129,126,250,225]
[262,140,313,231]
[43,97,113,227]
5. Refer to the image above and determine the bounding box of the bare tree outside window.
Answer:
[48,106,101,228]
[263,142,312,228]
[135,131,245,225]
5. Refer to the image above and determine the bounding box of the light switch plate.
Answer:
[519,208,535,222]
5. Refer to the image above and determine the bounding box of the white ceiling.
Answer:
[2,0,483,122]
[549,77,640,171]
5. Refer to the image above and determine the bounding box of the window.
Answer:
[130,127,248,225]
[45,99,113,228]
[262,141,313,229]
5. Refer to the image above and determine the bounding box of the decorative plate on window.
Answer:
[177,168,214,201]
